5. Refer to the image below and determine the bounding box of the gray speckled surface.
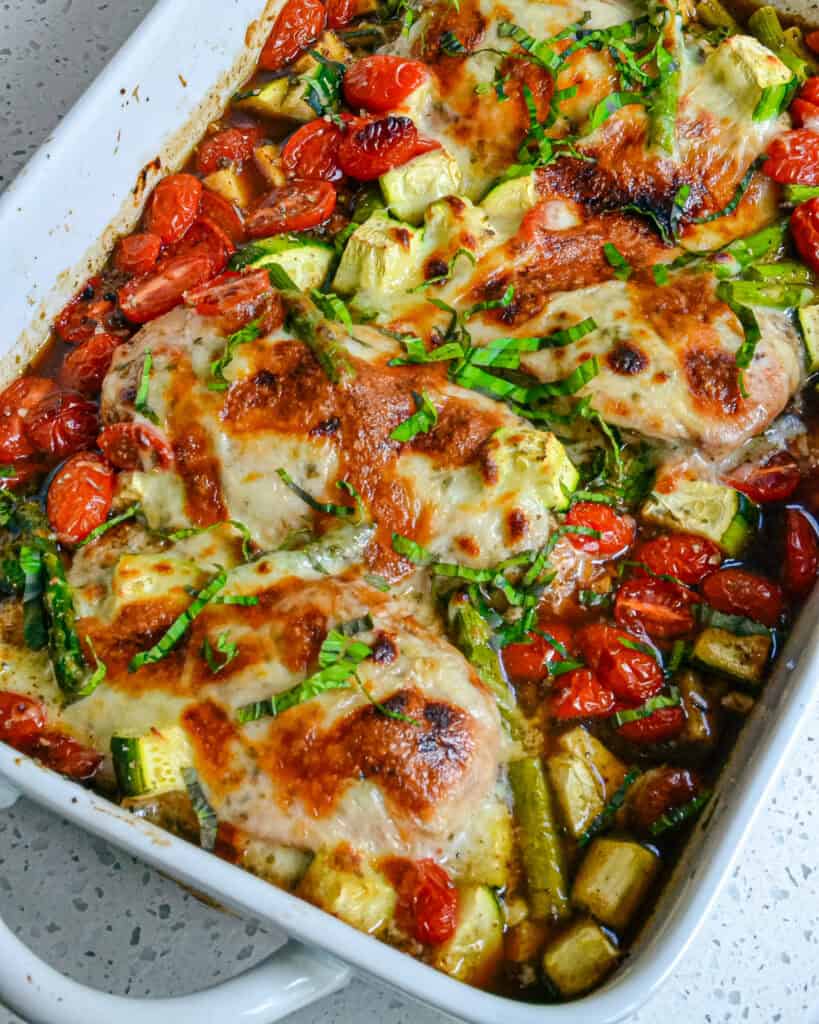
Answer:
[2,2,819,1023]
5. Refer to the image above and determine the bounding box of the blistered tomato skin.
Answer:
[551,668,616,719]
[199,190,246,247]
[245,181,337,236]
[281,119,348,182]
[783,508,819,596]
[396,860,458,946]
[59,333,121,395]
[701,568,784,627]
[47,452,115,545]
[627,767,700,831]
[30,731,102,780]
[764,131,819,186]
[0,691,45,748]
[115,232,162,276]
[326,0,354,29]
[501,623,574,684]
[632,533,722,585]
[566,502,635,559]
[55,278,117,344]
[617,706,686,744]
[259,0,326,71]
[196,125,263,175]
[98,422,175,471]
[728,451,801,504]
[337,116,427,180]
[790,198,819,275]
[614,577,697,639]
[118,250,218,323]
[145,173,203,245]
[577,623,663,703]
[25,390,99,458]
[344,56,429,113]
[0,378,59,461]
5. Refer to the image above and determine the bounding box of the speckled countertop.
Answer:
[2,3,819,1023]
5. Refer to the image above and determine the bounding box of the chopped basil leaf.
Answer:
[20,545,46,651]
[587,90,645,130]
[208,318,263,392]
[277,468,359,519]
[202,629,239,673]
[692,157,764,223]
[603,242,632,280]
[649,790,712,836]
[390,391,439,442]
[578,768,641,847]
[310,290,353,329]
[135,351,159,424]
[613,686,681,726]
[78,504,141,548]
[653,263,670,285]
[166,519,254,562]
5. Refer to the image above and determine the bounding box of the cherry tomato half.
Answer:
[245,180,337,237]
[790,98,819,129]
[47,452,115,545]
[614,577,697,639]
[632,533,721,585]
[790,197,819,276]
[566,501,635,560]
[577,622,663,703]
[259,0,327,71]
[344,56,429,113]
[55,278,118,344]
[807,30,819,54]
[98,422,175,471]
[30,731,102,780]
[114,232,162,277]
[59,333,121,395]
[170,219,233,270]
[118,249,218,324]
[199,189,246,247]
[396,860,458,945]
[764,131,819,186]
[183,269,274,329]
[727,450,801,504]
[626,766,700,832]
[196,125,264,176]
[0,377,59,461]
[281,119,348,182]
[617,705,686,744]
[326,0,354,29]
[701,568,784,627]
[145,173,203,246]
[783,508,819,596]
[800,78,819,106]
[0,691,45,749]
[25,390,99,458]
[501,622,574,684]
[337,116,432,180]
[551,667,616,719]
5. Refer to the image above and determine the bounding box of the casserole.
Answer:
[2,0,819,1020]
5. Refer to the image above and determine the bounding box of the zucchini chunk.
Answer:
[111,725,193,798]
[677,668,717,746]
[484,428,579,512]
[480,173,540,236]
[556,727,628,793]
[571,838,660,931]
[232,236,334,290]
[333,210,423,297]
[641,479,758,556]
[691,626,772,685]
[798,304,819,372]
[234,79,290,119]
[547,753,604,839]
[297,847,397,936]
[705,34,795,121]
[432,885,504,987]
[379,149,463,225]
[451,798,514,888]
[542,918,619,997]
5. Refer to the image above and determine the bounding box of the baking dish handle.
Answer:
[0,913,352,1024]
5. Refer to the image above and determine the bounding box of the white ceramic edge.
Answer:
[1,0,819,1020]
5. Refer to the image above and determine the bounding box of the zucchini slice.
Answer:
[432,885,504,987]
[297,847,397,936]
[542,918,619,997]
[379,149,463,225]
[690,626,772,685]
[641,479,758,556]
[111,725,193,798]
[798,304,819,373]
[231,236,335,290]
[571,837,659,931]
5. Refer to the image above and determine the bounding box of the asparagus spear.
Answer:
[648,0,683,156]
[41,547,94,697]
[508,757,571,921]
[748,6,808,80]
[447,593,526,742]
[695,0,738,34]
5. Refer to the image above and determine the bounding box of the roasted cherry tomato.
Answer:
[337,116,434,180]
[184,269,275,329]
[98,422,175,471]
[566,501,635,560]
[632,533,721,585]
[281,119,349,182]
[727,450,801,504]
[789,197,819,275]
[25,390,99,458]
[47,452,115,545]
[0,458,49,490]
[118,249,218,323]
[59,333,121,395]
[807,30,819,54]
[145,173,203,246]
[396,859,458,945]
[764,131,819,186]
[701,568,784,627]
[343,56,429,113]
[790,98,819,129]
[326,0,354,29]
[0,377,59,461]
[170,219,233,269]
[259,0,327,71]
[783,507,819,595]
[501,622,573,684]
[0,691,45,748]
[626,766,700,832]
[199,189,246,247]
[30,731,102,780]
[245,180,337,237]
[551,667,616,719]
[617,705,686,744]
[577,622,663,703]
[196,124,264,176]
[55,278,118,344]
[614,577,697,639]
[114,232,162,276]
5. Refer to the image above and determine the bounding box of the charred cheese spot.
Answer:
[506,508,528,544]
[607,341,648,376]
[183,700,244,794]
[455,535,481,558]
[279,606,328,673]
[684,345,741,416]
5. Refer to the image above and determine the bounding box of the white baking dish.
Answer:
[1,1,818,1021]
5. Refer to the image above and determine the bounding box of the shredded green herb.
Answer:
[135,351,159,424]
[579,769,641,847]
[390,391,439,442]
[79,504,141,548]
[649,790,712,836]
[202,630,239,674]
[208,318,263,392]
[613,686,681,726]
